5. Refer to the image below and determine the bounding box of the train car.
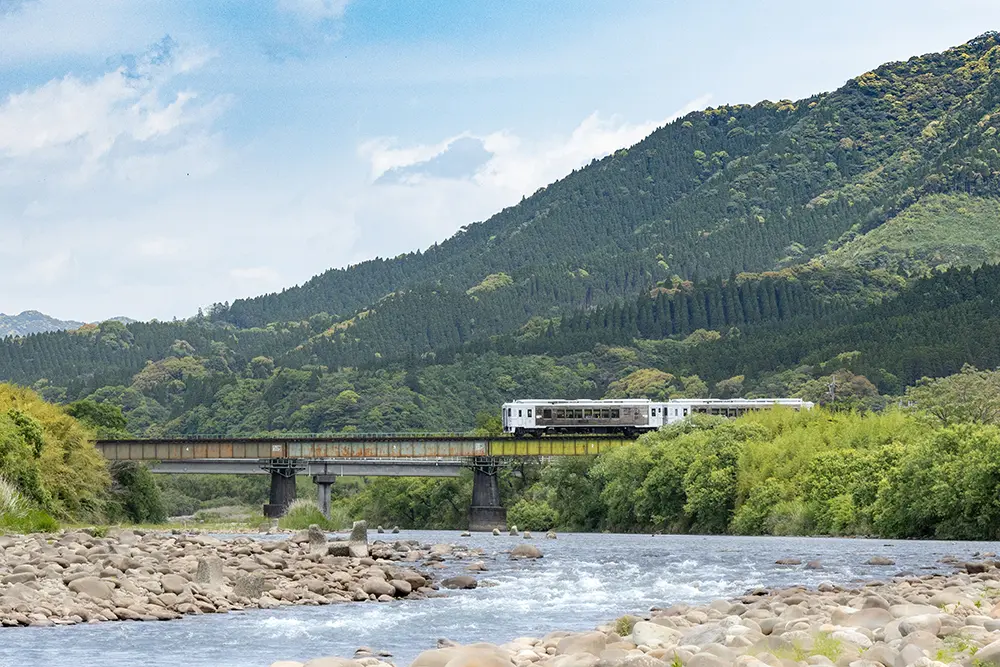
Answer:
[502,399,666,436]
[502,397,814,436]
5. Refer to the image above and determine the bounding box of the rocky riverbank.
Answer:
[272,563,1000,667]
[0,522,493,627]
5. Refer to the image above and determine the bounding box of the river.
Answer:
[0,531,996,667]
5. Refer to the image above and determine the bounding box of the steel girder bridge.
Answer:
[95,434,631,530]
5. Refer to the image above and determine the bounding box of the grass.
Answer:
[773,632,843,663]
[0,477,59,534]
[614,616,637,637]
[278,499,337,531]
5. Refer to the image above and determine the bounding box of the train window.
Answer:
[543,409,551,419]
[576,409,584,418]
[518,409,522,417]
[611,409,620,419]
[507,408,512,416]
[527,409,532,417]
[583,409,592,418]
[556,409,565,419]
[601,409,610,418]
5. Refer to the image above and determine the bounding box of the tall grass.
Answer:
[0,477,58,533]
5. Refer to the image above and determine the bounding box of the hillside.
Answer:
[0,311,84,338]
[209,32,1000,335]
[3,34,1000,435]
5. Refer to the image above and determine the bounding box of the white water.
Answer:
[1,531,996,667]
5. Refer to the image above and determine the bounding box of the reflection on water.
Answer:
[0,531,996,667]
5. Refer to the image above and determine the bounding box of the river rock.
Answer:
[510,544,543,559]
[556,632,607,656]
[441,576,478,590]
[866,556,895,565]
[632,621,683,648]
[67,576,114,600]
[234,571,267,599]
[976,638,1000,666]
[363,578,395,598]
[546,531,557,539]
[509,526,519,536]
[492,529,501,536]
[161,573,188,595]
[774,558,801,565]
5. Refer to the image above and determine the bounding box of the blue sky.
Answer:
[2,0,999,321]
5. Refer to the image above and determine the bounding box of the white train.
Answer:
[501,398,813,436]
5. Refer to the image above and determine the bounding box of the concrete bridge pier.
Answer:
[262,459,302,518]
[314,475,335,519]
[469,458,506,531]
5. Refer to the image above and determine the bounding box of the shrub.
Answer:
[278,499,336,530]
[507,498,558,531]
[108,461,166,524]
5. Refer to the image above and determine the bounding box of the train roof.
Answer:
[504,399,653,405]
[505,397,812,407]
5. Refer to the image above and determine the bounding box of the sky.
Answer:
[2,0,1000,322]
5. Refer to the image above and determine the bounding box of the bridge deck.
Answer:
[94,435,631,461]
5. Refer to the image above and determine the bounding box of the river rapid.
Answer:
[1,531,996,667]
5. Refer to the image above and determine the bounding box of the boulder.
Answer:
[899,614,942,637]
[362,578,395,598]
[865,557,895,566]
[390,579,412,596]
[509,526,519,536]
[510,544,543,559]
[556,632,607,656]
[843,607,893,630]
[976,639,1000,666]
[391,526,400,534]
[546,531,557,539]
[67,576,114,600]
[302,659,364,667]
[161,573,187,595]
[441,576,478,590]
[492,529,501,536]
[632,621,683,648]
[234,572,267,599]
[774,558,801,565]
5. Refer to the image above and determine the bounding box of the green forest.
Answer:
[3,34,1000,536]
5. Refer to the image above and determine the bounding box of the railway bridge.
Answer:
[95,434,630,531]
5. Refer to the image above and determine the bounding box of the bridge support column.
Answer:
[468,458,506,532]
[314,475,336,519]
[262,459,302,518]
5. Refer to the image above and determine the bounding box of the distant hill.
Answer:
[0,311,84,338]
[0,312,136,339]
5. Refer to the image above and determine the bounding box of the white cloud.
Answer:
[359,95,712,198]
[0,36,225,187]
[277,0,351,21]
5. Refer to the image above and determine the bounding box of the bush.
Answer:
[108,461,166,524]
[278,499,336,530]
[159,487,201,517]
[507,498,558,531]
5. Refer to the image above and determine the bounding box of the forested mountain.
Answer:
[210,32,1000,330]
[3,34,1000,436]
[0,311,84,338]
